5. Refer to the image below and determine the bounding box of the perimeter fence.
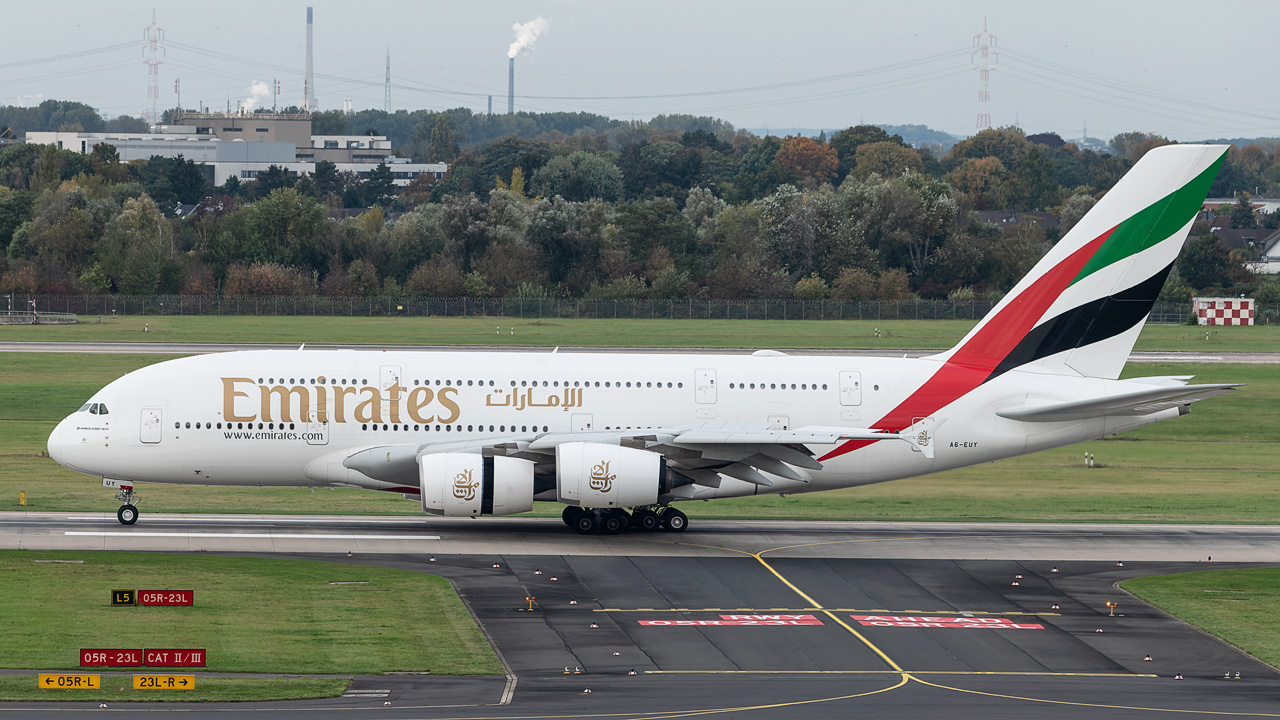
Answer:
[9,295,1276,324]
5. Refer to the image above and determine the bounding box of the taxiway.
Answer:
[0,513,1277,718]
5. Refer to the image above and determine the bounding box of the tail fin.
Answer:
[930,144,1227,380]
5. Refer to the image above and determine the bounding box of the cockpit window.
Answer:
[78,403,92,412]
[89,404,99,414]
[98,404,109,415]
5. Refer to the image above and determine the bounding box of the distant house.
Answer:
[975,210,1060,229]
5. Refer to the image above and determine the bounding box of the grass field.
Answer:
[0,550,500,701]
[1123,568,1280,669]
[2,349,1275,523]
[3,315,1278,352]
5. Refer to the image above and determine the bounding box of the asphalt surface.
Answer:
[7,512,1280,561]
[2,340,1278,363]
[1,514,1278,718]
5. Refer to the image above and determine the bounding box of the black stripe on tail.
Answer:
[985,262,1174,383]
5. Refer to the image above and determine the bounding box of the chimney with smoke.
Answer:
[506,17,547,116]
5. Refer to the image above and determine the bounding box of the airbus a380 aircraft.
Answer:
[49,144,1238,533]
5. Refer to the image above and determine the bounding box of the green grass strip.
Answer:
[2,315,1277,352]
[0,676,349,703]
[0,551,502,676]
[1124,568,1280,669]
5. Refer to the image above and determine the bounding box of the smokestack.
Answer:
[487,95,492,115]
[508,58,514,115]
[304,7,317,111]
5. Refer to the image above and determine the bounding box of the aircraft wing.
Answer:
[996,383,1240,423]
[340,421,936,491]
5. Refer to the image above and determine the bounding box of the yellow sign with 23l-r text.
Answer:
[133,675,194,690]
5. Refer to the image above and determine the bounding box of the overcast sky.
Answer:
[3,0,1275,142]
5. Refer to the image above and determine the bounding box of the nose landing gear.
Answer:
[112,482,139,525]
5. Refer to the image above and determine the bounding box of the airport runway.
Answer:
[2,340,1277,363]
[1,513,1279,718]
[5,512,1280,561]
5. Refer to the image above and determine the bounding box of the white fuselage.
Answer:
[48,349,1175,504]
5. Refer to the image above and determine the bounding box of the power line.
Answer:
[0,41,137,72]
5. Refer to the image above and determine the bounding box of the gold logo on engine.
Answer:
[452,468,479,501]
[588,461,615,493]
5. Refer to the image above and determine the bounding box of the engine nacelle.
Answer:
[555,442,667,508]
[420,453,534,517]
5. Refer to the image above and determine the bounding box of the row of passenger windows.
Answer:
[358,423,550,433]
[174,420,554,434]
[728,382,827,390]
[179,421,296,430]
[255,377,684,389]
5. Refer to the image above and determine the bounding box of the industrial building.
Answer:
[25,112,446,189]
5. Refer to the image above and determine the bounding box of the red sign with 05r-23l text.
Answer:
[137,590,193,606]
[81,649,142,667]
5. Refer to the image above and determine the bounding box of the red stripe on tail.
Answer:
[817,229,1112,463]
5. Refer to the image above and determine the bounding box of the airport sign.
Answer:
[81,649,142,667]
[133,675,195,690]
[138,590,194,606]
[39,674,99,689]
[144,649,206,667]
[110,589,136,606]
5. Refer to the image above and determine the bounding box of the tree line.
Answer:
[1,102,1275,304]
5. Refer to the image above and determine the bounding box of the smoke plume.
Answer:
[507,17,549,59]
[242,81,271,113]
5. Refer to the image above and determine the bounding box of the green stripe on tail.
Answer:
[1070,151,1225,286]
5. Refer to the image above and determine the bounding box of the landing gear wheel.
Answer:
[601,512,626,535]
[117,504,138,525]
[573,512,599,535]
[562,506,585,527]
[633,510,661,532]
[661,509,688,533]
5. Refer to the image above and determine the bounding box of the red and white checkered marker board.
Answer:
[1194,298,1254,326]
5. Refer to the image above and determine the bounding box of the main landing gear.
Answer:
[561,506,688,535]
[113,483,139,525]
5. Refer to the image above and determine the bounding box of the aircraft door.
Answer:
[571,413,593,431]
[140,407,162,444]
[839,371,863,406]
[695,369,717,404]
[380,365,402,421]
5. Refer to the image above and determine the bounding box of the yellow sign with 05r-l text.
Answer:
[39,674,100,689]
[134,675,195,690]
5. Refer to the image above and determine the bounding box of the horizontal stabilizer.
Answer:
[996,384,1240,423]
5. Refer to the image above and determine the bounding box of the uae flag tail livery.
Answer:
[819,144,1230,463]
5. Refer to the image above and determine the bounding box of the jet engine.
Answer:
[555,442,670,508]
[420,453,534,517]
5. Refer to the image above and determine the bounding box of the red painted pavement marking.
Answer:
[851,615,1043,630]
[639,614,824,627]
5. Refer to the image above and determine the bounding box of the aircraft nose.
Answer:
[47,418,67,466]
